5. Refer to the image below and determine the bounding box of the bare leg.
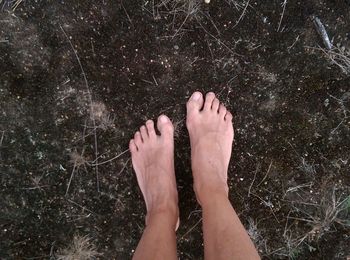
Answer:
[130,115,179,260]
[186,92,260,260]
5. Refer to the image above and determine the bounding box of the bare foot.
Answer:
[129,115,179,230]
[186,92,234,204]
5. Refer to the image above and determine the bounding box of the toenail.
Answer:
[159,115,168,123]
[191,92,201,101]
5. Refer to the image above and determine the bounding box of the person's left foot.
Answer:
[129,115,179,230]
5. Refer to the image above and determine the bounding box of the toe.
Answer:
[219,103,227,118]
[212,98,220,112]
[186,91,204,114]
[157,115,174,139]
[225,111,233,121]
[140,125,148,141]
[134,131,142,147]
[129,139,138,152]
[146,120,156,138]
[204,92,216,111]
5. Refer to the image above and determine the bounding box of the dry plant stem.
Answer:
[179,217,202,241]
[277,0,287,32]
[91,149,129,166]
[12,0,23,11]
[59,25,100,192]
[232,0,250,29]
[248,163,260,197]
[196,18,238,55]
[306,46,350,75]
[67,199,96,215]
[121,1,133,26]
[66,163,77,196]
[257,160,273,187]
[116,157,131,175]
[0,130,4,159]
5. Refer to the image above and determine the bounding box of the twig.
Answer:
[257,160,273,187]
[200,10,221,36]
[121,1,133,26]
[152,74,158,86]
[12,0,23,11]
[285,182,312,193]
[287,35,300,51]
[0,130,4,147]
[172,11,191,38]
[179,217,202,240]
[59,24,100,192]
[67,213,92,222]
[196,19,238,55]
[251,192,279,223]
[67,199,96,215]
[65,162,77,195]
[91,149,129,166]
[248,163,260,197]
[187,209,202,219]
[117,157,131,175]
[0,130,4,160]
[232,0,250,29]
[49,241,56,258]
[277,0,287,32]
[331,118,346,134]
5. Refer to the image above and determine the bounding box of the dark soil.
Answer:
[1,0,350,259]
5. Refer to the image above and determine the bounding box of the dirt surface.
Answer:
[1,0,350,259]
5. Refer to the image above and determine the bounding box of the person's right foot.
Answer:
[186,92,234,204]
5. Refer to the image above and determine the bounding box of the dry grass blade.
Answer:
[12,0,22,11]
[325,46,350,75]
[91,149,129,166]
[289,187,350,240]
[179,217,202,240]
[57,235,99,260]
[277,0,287,32]
[307,45,350,75]
[59,25,101,192]
[231,0,250,29]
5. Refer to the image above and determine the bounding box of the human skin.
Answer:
[130,92,260,260]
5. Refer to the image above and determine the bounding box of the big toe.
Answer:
[157,115,174,139]
[186,91,204,114]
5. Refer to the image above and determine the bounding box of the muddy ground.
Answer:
[1,0,350,259]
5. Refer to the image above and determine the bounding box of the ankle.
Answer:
[194,182,229,206]
[146,205,179,228]
[199,190,230,209]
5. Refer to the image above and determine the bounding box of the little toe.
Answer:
[225,111,233,121]
[146,120,156,138]
[212,98,220,112]
[157,115,174,139]
[134,131,142,147]
[204,92,216,111]
[186,91,204,114]
[140,125,148,141]
[129,139,138,153]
